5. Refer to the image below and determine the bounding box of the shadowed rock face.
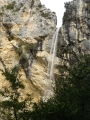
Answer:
[0,0,57,100]
[58,0,90,66]
[84,0,90,3]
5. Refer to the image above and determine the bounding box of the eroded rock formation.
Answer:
[0,0,90,101]
[58,0,90,66]
[0,0,57,100]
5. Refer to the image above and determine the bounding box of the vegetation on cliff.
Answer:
[0,66,32,120]
[0,55,90,120]
[29,55,90,120]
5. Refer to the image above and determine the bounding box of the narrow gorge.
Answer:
[0,0,90,102]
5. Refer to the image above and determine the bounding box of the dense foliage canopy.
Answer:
[0,55,90,120]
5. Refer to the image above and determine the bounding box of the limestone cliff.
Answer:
[58,0,90,66]
[0,0,57,101]
[1,0,90,101]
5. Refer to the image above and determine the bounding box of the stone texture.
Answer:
[1,0,90,101]
[0,0,57,100]
[58,0,90,66]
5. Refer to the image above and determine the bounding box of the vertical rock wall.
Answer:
[1,0,89,101]
[0,0,57,100]
[58,0,90,66]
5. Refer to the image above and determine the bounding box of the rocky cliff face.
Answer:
[58,0,90,66]
[1,0,90,101]
[0,0,57,101]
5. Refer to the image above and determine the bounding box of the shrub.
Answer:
[38,3,42,8]
[41,12,49,18]
[6,2,16,10]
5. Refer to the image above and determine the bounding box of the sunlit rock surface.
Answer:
[0,0,90,101]
[0,0,57,100]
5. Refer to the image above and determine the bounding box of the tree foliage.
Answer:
[1,55,90,120]
[30,55,90,120]
[0,66,32,120]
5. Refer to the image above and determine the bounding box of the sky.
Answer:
[40,0,72,27]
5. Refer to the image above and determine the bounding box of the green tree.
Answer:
[1,55,90,120]
[30,55,90,120]
[0,66,32,120]
[53,55,90,120]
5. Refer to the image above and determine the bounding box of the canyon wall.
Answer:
[58,0,90,66]
[0,0,90,101]
[0,0,57,101]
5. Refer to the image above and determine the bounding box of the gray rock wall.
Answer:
[0,0,89,101]
[58,0,90,66]
[0,0,57,100]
